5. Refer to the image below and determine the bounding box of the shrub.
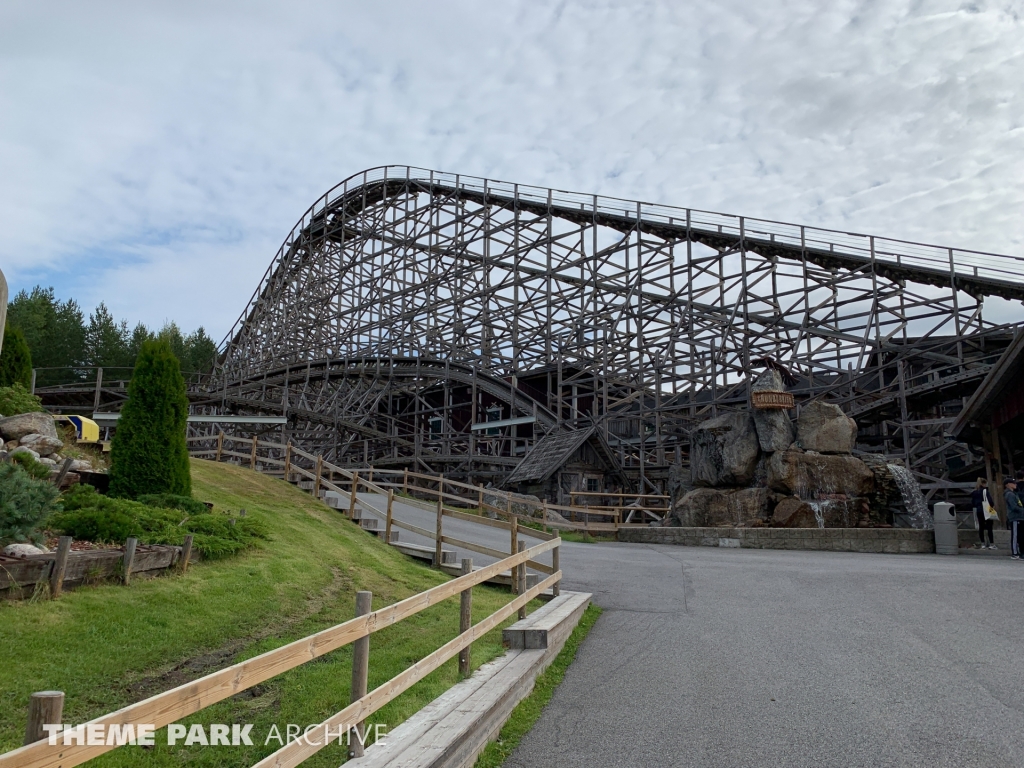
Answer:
[10,451,53,481]
[137,493,209,516]
[0,462,60,545]
[52,484,268,558]
[109,338,191,499]
[0,326,33,389]
[0,383,45,416]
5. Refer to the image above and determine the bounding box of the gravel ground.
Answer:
[506,542,1024,768]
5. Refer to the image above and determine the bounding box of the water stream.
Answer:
[887,464,933,529]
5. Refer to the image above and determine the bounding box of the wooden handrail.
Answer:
[1,538,560,768]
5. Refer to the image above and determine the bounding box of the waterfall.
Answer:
[887,464,933,530]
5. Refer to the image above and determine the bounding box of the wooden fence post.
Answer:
[250,436,258,470]
[477,485,484,512]
[542,502,549,534]
[434,490,444,568]
[48,536,72,599]
[402,468,408,494]
[509,517,518,594]
[215,431,224,462]
[122,537,138,585]
[385,489,394,544]
[314,455,323,498]
[552,542,560,597]
[459,558,473,677]
[23,691,64,746]
[517,540,527,620]
[284,442,292,481]
[348,471,360,519]
[349,591,372,759]
[179,535,194,573]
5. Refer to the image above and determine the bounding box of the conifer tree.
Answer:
[0,325,33,389]
[108,338,191,498]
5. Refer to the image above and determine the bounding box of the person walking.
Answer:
[1006,479,1023,560]
[971,478,996,549]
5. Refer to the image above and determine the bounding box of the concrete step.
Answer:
[374,529,399,543]
[359,518,380,531]
[348,592,590,768]
[502,592,591,649]
[393,542,457,565]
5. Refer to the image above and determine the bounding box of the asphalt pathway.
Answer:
[354,492,553,570]
[503,542,1024,768]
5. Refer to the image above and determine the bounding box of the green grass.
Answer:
[556,530,617,544]
[1,459,541,766]
[473,604,602,767]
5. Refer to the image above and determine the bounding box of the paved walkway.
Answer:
[504,542,1024,768]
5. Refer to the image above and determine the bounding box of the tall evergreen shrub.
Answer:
[109,339,191,498]
[0,325,33,388]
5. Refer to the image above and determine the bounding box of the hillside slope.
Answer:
[1,458,526,766]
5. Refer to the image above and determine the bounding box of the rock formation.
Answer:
[751,369,795,452]
[690,412,760,487]
[795,401,857,454]
[667,367,885,530]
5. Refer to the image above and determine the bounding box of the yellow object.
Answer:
[53,415,101,443]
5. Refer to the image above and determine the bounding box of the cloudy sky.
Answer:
[1,0,1022,341]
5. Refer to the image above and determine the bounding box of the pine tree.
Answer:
[183,327,218,373]
[0,325,33,389]
[6,287,86,386]
[108,338,191,499]
[86,302,131,369]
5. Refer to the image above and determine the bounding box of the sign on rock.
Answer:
[751,391,795,410]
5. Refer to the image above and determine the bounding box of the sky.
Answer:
[1,0,1022,343]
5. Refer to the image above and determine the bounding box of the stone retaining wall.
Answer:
[619,526,935,554]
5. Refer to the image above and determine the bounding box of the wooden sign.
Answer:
[752,390,795,410]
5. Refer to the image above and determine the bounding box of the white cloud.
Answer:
[1,0,1022,338]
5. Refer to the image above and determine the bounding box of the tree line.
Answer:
[2,286,218,388]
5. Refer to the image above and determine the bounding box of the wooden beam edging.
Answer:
[250,570,561,768]
[0,539,558,768]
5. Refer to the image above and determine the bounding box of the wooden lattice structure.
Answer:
[45,166,1024,502]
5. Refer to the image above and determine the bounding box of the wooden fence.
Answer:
[2,535,561,768]
[187,433,664,532]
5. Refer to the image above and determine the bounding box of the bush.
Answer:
[0,384,44,416]
[10,451,53,481]
[0,326,33,389]
[0,462,60,545]
[137,493,209,516]
[52,484,268,558]
[109,338,191,499]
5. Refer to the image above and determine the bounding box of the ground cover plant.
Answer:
[0,383,44,416]
[0,461,60,545]
[51,484,267,559]
[1,458,543,767]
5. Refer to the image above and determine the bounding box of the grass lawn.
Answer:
[1,459,540,767]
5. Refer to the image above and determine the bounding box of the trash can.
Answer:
[933,502,958,555]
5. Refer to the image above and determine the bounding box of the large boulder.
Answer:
[690,412,760,487]
[671,487,769,527]
[796,401,857,454]
[19,433,63,455]
[767,450,875,498]
[9,445,40,461]
[0,412,58,443]
[772,497,818,528]
[3,543,48,557]
[751,370,795,453]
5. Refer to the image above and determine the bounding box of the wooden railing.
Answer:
[2,532,561,768]
[187,433,666,531]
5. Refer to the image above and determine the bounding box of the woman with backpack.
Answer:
[970,478,996,549]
